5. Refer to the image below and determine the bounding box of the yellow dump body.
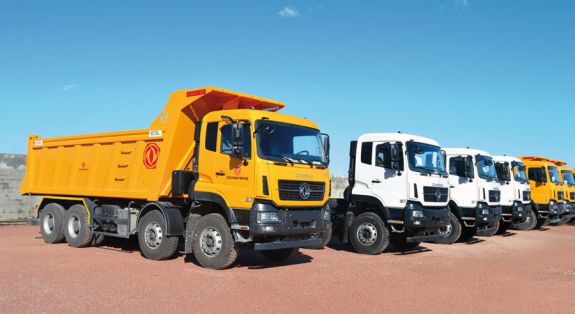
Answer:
[20,87,285,201]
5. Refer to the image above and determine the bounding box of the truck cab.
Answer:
[443,148,502,241]
[493,156,533,231]
[331,133,451,255]
[520,156,564,226]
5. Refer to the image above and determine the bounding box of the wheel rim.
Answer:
[43,213,55,235]
[356,222,378,245]
[144,222,163,249]
[439,222,453,236]
[67,214,81,238]
[200,227,223,257]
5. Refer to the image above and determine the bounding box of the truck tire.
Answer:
[535,217,549,229]
[434,212,461,244]
[309,224,333,249]
[39,203,66,244]
[349,212,389,255]
[261,248,298,262]
[460,226,475,242]
[64,204,94,248]
[192,213,238,270]
[390,238,420,251]
[497,221,510,234]
[184,213,202,254]
[138,210,179,261]
[481,221,499,237]
[513,208,537,230]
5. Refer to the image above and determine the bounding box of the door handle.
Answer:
[216,171,225,176]
[372,179,382,184]
[450,185,455,188]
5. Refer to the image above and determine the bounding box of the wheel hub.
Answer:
[439,222,453,236]
[357,222,377,245]
[67,214,81,238]
[144,222,163,249]
[43,213,55,235]
[200,227,223,257]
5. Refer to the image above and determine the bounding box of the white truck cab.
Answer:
[440,148,502,242]
[493,156,534,231]
[331,133,452,255]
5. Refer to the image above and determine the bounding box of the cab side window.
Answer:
[220,124,252,159]
[361,142,373,165]
[375,144,385,167]
[449,157,464,176]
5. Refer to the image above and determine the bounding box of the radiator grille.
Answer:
[422,187,448,202]
[278,180,325,201]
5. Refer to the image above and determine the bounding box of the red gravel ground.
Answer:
[1,224,574,313]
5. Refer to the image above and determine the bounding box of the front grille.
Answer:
[278,180,325,201]
[422,187,448,202]
[523,191,531,202]
[570,192,575,200]
[489,190,501,203]
[558,191,564,200]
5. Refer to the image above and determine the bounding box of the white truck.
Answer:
[436,148,502,243]
[493,156,534,232]
[330,133,452,255]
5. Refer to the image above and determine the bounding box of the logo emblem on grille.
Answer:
[435,189,442,202]
[299,183,311,200]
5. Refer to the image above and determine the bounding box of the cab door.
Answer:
[368,142,408,209]
[212,121,255,209]
[447,155,477,209]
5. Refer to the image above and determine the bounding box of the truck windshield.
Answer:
[561,170,575,186]
[406,142,446,174]
[255,120,327,165]
[476,155,496,180]
[511,161,527,183]
[547,166,561,184]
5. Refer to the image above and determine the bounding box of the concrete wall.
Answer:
[0,153,349,222]
[0,154,39,222]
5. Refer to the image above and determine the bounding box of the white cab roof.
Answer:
[358,133,440,146]
[444,147,492,157]
[493,155,522,163]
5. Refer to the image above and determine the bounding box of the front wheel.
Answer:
[434,212,461,244]
[513,208,537,231]
[192,214,238,270]
[349,212,389,255]
[535,217,549,229]
[138,210,179,261]
[497,221,510,234]
[480,221,499,237]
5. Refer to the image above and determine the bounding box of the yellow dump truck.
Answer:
[520,156,566,226]
[21,87,332,269]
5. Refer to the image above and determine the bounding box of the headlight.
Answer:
[257,212,281,223]
[412,210,424,218]
[517,206,524,212]
[481,209,490,215]
[549,200,556,205]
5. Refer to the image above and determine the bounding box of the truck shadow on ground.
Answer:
[326,238,433,256]
[184,249,313,270]
[462,237,485,245]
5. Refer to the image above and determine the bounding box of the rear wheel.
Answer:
[435,212,461,244]
[138,210,179,261]
[349,212,389,255]
[261,248,298,263]
[513,208,537,230]
[390,238,420,251]
[64,204,94,248]
[39,203,66,244]
[192,214,238,270]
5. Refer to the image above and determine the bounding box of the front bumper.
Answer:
[461,203,501,228]
[248,202,330,251]
[387,202,450,243]
[501,202,529,223]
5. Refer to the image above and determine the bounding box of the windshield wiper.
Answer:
[269,155,294,165]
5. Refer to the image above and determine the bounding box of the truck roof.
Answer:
[520,156,566,167]
[493,155,522,163]
[444,147,491,157]
[357,133,440,146]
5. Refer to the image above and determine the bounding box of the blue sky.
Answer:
[1,0,574,175]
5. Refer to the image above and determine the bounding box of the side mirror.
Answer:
[231,122,244,158]
[464,156,474,179]
[383,142,403,173]
[321,133,330,165]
